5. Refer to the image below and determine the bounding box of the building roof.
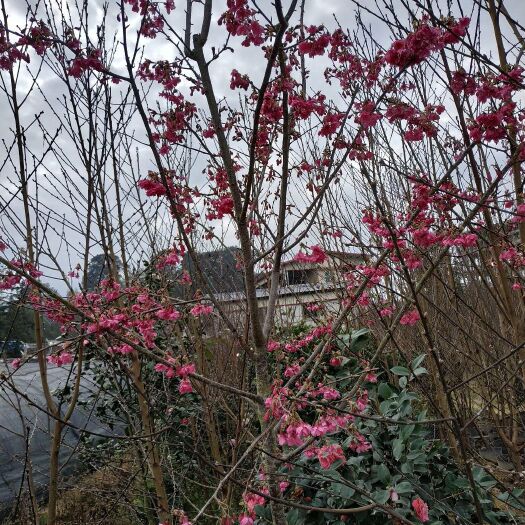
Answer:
[278,250,365,268]
[167,247,245,297]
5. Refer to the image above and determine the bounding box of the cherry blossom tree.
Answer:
[0,0,524,523]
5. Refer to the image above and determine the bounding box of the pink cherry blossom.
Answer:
[190,304,213,317]
[400,309,421,326]
[294,245,327,264]
[47,351,73,367]
[267,340,280,352]
[298,27,331,57]
[379,306,394,318]
[178,378,193,394]
[412,498,429,522]
[317,443,346,469]
[230,69,250,90]
[156,307,181,321]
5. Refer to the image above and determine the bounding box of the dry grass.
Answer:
[4,454,148,525]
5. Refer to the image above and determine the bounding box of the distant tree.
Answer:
[86,254,122,291]
[0,286,61,343]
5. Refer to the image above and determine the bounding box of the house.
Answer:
[207,251,366,335]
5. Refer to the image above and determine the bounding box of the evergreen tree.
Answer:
[0,286,61,343]
[85,253,122,291]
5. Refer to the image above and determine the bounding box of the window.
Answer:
[287,269,315,285]
[287,269,308,285]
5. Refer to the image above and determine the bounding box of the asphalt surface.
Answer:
[0,361,115,512]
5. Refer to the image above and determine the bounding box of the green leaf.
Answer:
[376,464,391,483]
[406,451,424,461]
[255,504,272,521]
[395,481,413,494]
[390,366,410,376]
[497,489,525,510]
[411,354,426,369]
[332,482,355,499]
[379,399,395,415]
[287,509,302,525]
[371,489,390,505]
[351,328,369,341]
[378,382,393,399]
[400,424,415,440]
[392,438,404,460]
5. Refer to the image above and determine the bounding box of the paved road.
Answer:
[0,361,116,513]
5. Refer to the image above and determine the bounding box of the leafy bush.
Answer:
[256,331,519,525]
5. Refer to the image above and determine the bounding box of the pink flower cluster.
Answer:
[47,351,73,367]
[326,29,382,91]
[206,195,234,220]
[386,103,445,141]
[154,361,196,394]
[230,69,250,90]
[294,245,327,264]
[161,102,198,145]
[278,413,352,447]
[0,28,29,70]
[156,307,181,321]
[156,244,186,269]
[356,101,382,129]
[400,309,420,326]
[18,20,53,56]
[412,497,430,522]
[347,432,372,454]
[499,245,525,269]
[468,101,516,143]
[289,94,327,120]
[32,279,199,370]
[267,339,280,352]
[190,304,213,317]
[138,60,181,99]
[243,490,267,514]
[107,344,134,355]
[451,66,523,102]
[138,170,196,228]
[68,49,104,78]
[385,17,469,69]
[263,385,290,421]
[281,324,332,354]
[319,112,344,137]
[313,384,341,400]
[124,0,166,38]
[298,26,331,57]
[0,260,44,290]
[316,443,346,469]
[218,0,264,47]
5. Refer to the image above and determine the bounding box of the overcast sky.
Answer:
[1,0,523,295]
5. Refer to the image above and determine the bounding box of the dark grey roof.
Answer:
[182,247,244,294]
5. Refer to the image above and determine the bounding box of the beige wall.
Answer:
[208,289,343,336]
